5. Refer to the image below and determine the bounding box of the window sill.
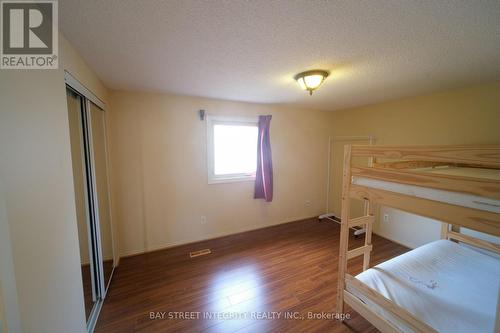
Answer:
[208,175,256,185]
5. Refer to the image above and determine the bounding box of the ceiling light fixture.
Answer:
[294,70,329,95]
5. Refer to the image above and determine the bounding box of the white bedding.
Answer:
[348,240,500,333]
[352,176,500,214]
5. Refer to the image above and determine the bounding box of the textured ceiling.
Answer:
[59,0,500,111]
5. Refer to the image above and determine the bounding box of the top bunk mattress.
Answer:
[352,167,500,214]
[348,239,500,333]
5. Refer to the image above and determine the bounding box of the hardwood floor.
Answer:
[96,218,408,332]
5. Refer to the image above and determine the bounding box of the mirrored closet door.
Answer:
[67,89,97,322]
[89,102,115,291]
[65,72,115,332]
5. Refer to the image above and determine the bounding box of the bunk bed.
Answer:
[336,145,500,333]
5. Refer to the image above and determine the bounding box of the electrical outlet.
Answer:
[383,214,389,223]
[200,216,207,225]
[305,200,311,207]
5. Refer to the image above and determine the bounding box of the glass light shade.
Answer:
[294,70,329,95]
[296,77,307,90]
[303,74,324,90]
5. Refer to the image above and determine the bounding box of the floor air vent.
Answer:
[189,249,212,258]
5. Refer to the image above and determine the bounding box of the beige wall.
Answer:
[108,82,500,255]
[0,185,21,333]
[61,36,109,104]
[108,91,331,256]
[0,34,110,333]
[328,81,500,248]
[0,284,4,333]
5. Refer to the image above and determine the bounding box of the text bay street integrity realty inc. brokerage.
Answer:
[149,311,351,321]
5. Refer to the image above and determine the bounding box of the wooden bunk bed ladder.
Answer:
[336,145,376,313]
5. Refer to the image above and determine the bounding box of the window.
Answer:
[207,115,258,184]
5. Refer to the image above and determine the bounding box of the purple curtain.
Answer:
[254,115,273,202]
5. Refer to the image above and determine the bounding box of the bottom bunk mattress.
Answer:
[347,239,500,333]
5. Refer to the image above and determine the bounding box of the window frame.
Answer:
[206,115,259,184]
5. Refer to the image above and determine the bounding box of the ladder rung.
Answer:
[348,215,374,228]
[347,244,372,260]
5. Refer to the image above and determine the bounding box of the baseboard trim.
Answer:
[371,231,415,250]
[120,215,320,259]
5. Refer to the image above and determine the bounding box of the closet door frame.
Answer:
[69,89,99,312]
[65,71,115,333]
[65,71,106,110]
[85,98,116,297]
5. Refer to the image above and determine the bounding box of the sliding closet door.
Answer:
[66,73,116,330]
[89,102,114,291]
[66,89,97,321]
